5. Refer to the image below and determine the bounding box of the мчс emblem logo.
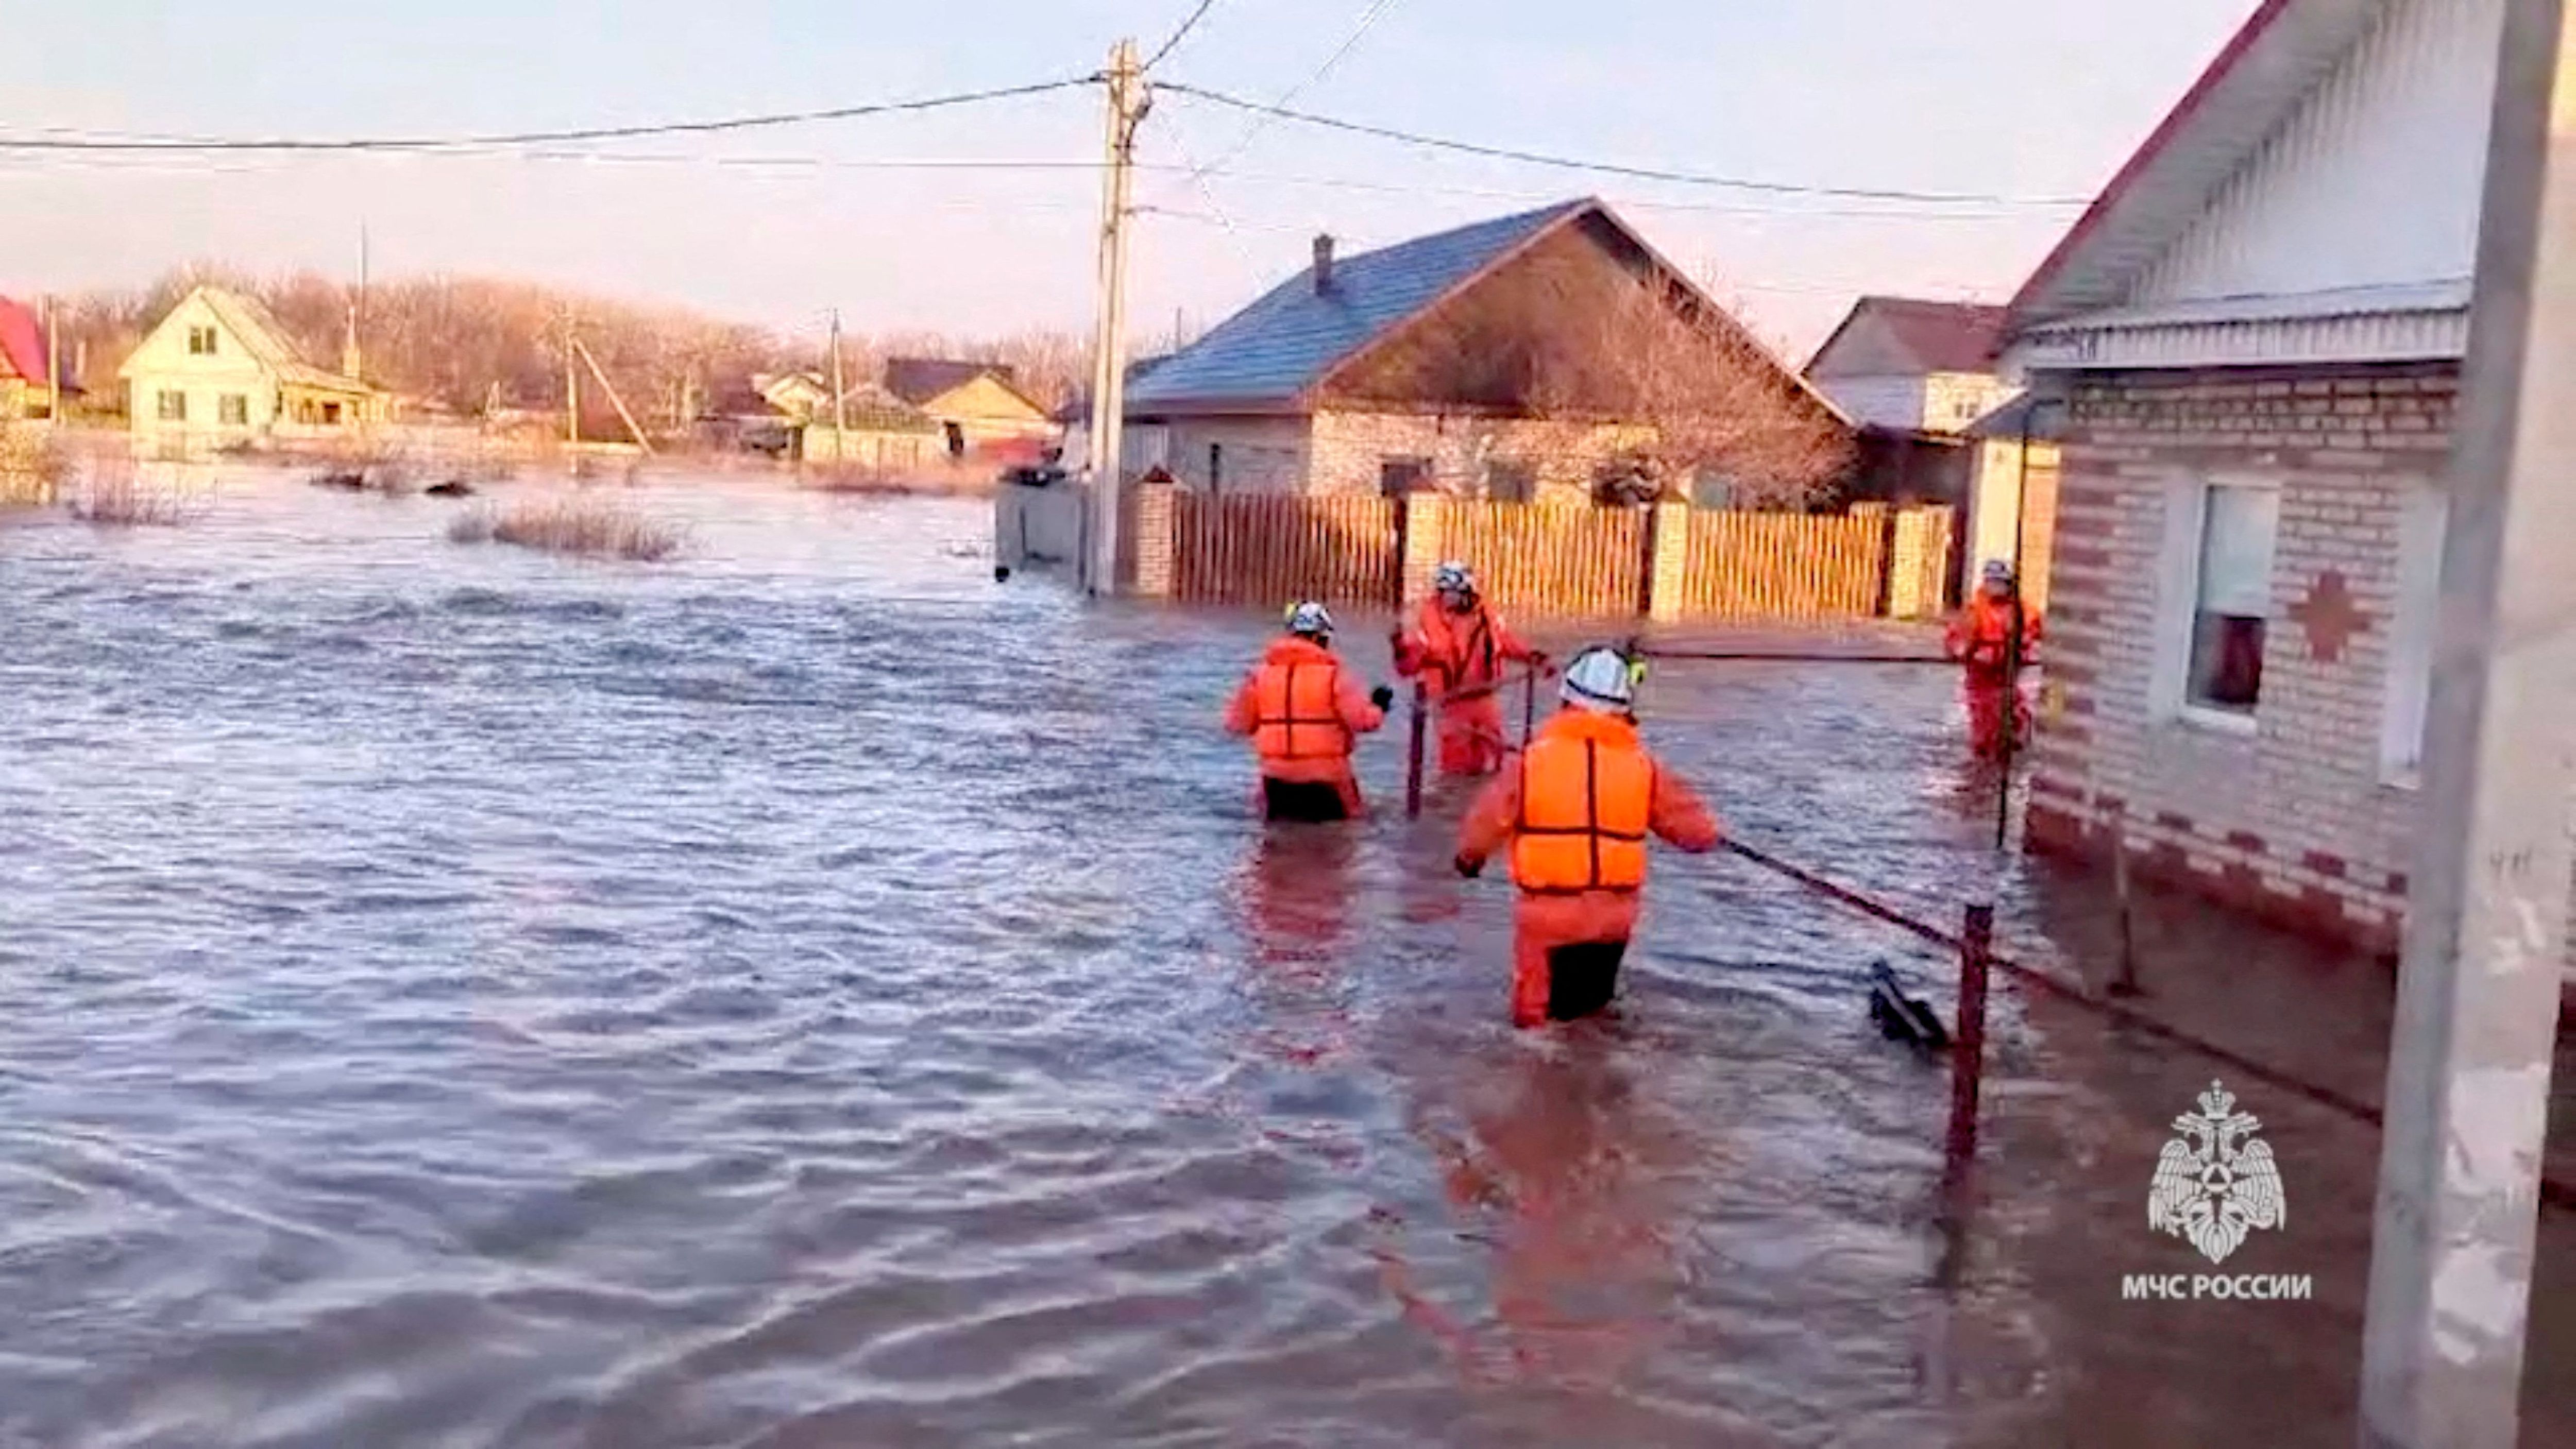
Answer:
[2148,1081,2286,1265]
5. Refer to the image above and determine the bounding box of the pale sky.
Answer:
[3,0,2260,356]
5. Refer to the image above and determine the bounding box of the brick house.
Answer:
[1998,0,2527,960]
[1118,199,1849,504]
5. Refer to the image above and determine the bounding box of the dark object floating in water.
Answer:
[425,479,474,498]
[994,565,1011,583]
[1867,961,1950,1051]
[309,470,366,491]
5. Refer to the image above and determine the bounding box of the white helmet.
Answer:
[1284,600,1335,638]
[1433,561,1475,595]
[1560,646,1638,712]
[1981,559,2016,587]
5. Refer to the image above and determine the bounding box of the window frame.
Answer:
[217,393,250,427]
[156,389,188,423]
[186,325,217,357]
[2152,471,2280,737]
[2379,484,2449,787]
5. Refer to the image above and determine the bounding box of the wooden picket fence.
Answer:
[1677,509,1888,620]
[1430,500,1648,619]
[1137,485,1946,622]
[1169,491,1401,607]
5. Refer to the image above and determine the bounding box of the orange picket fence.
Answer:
[1427,500,1649,619]
[1678,509,1889,620]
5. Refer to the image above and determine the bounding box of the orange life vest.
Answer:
[1954,594,2035,683]
[1510,712,1654,894]
[1251,656,1352,764]
[1419,601,1503,692]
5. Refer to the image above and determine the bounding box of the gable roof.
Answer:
[1125,201,1595,415]
[124,285,375,393]
[1054,354,1171,424]
[2005,0,2399,334]
[883,356,1041,411]
[1806,297,2009,377]
[0,296,47,385]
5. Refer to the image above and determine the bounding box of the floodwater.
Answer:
[2,468,2570,1448]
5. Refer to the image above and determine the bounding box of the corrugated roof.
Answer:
[2004,0,2395,334]
[0,295,46,384]
[1124,200,1589,414]
[1808,297,2008,376]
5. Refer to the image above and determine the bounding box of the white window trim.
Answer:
[2150,470,2279,735]
[2379,485,2449,788]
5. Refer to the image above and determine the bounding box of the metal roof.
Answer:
[1124,200,1590,415]
[1806,297,2009,377]
[0,296,46,385]
[2004,0,2398,333]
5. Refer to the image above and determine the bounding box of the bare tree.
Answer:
[1330,240,1853,507]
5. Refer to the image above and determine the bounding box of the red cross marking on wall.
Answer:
[2286,568,2371,664]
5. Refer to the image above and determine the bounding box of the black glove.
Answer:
[1454,853,1483,879]
[1369,685,1396,712]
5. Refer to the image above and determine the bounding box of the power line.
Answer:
[1158,82,2092,208]
[1143,0,1226,71]
[0,77,1093,154]
[1180,0,1403,186]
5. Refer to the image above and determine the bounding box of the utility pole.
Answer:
[1082,38,1146,596]
[43,295,61,428]
[2360,3,2576,1444]
[565,325,580,450]
[829,308,848,464]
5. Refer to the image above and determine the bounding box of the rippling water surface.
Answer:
[3,470,2570,1447]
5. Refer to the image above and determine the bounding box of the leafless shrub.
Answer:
[69,465,190,527]
[452,497,683,561]
[0,427,69,506]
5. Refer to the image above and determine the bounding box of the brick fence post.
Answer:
[1647,500,1691,623]
[1131,479,1176,599]
[1400,492,1448,607]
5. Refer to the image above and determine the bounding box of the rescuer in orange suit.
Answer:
[1393,562,1546,777]
[1453,647,1721,1027]
[1944,559,2044,760]
[1225,601,1395,822]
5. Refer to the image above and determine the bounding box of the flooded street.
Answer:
[3,470,2569,1447]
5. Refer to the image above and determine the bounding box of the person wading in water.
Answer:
[1453,646,1721,1027]
[1226,601,1396,823]
[1393,562,1547,778]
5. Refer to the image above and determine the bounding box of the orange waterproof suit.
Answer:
[1395,597,1538,777]
[1455,709,1721,1027]
[1943,591,2042,760]
[1225,636,1387,820]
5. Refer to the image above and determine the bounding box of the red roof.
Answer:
[1808,296,2009,376]
[0,296,46,385]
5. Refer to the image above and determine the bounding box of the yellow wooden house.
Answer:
[118,285,382,449]
[883,358,1053,459]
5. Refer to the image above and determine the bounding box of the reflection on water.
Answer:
[0,468,2568,1447]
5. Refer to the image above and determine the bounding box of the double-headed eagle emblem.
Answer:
[2148,1081,2286,1265]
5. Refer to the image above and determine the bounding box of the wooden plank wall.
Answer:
[1679,510,1887,620]
[1170,492,1401,608]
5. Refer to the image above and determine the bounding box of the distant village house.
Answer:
[0,295,66,420]
[118,285,382,448]
[882,358,1053,460]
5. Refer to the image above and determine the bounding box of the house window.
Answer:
[1379,457,1431,497]
[320,401,343,425]
[217,394,249,426]
[1207,442,1224,494]
[1690,467,1737,510]
[1485,459,1535,504]
[2179,482,2279,719]
[187,326,217,356]
[2381,486,2450,783]
[156,390,187,422]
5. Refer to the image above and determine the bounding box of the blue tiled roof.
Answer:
[1126,200,1590,414]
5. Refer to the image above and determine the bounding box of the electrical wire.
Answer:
[1179,0,1404,187]
[0,77,1093,154]
[1158,82,2092,208]
[1143,0,1226,71]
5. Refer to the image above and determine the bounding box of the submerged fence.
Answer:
[1102,481,1955,622]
